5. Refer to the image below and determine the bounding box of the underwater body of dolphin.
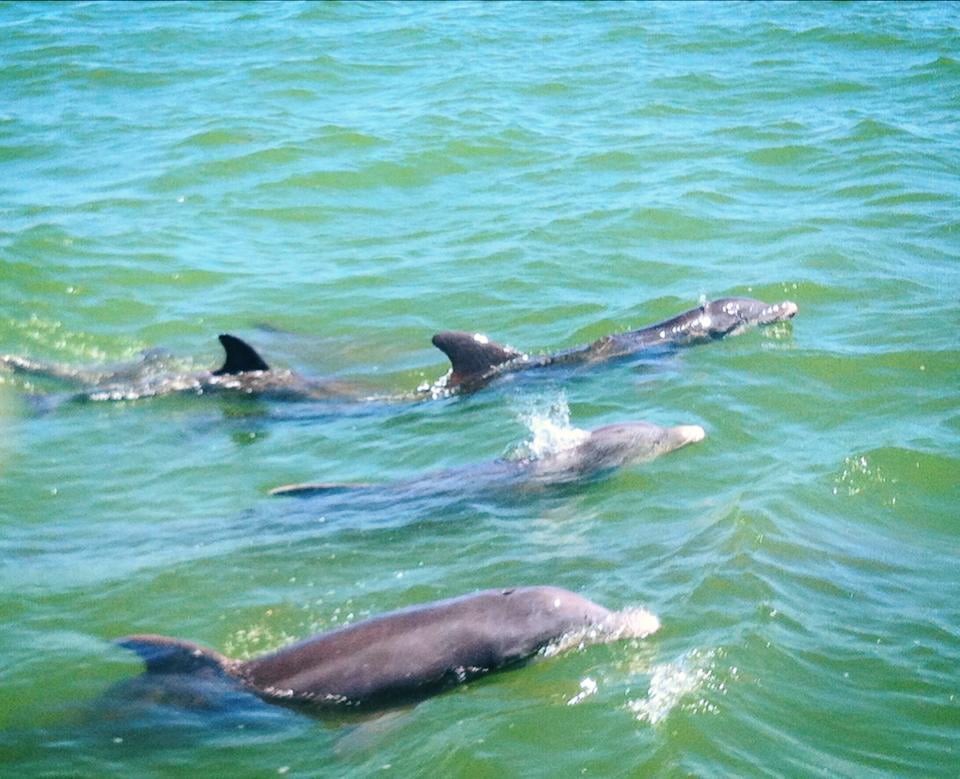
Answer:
[0,334,355,402]
[268,419,706,497]
[431,296,798,394]
[117,587,659,711]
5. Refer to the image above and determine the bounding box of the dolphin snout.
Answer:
[781,300,799,319]
[675,425,706,444]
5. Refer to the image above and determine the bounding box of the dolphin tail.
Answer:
[269,481,377,497]
[431,331,523,387]
[24,392,72,415]
[116,634,233,675]
[214,334,271,375]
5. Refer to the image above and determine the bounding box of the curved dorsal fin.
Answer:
[117,634,231,675]
[214,334,270,375]
[431,331,522,386]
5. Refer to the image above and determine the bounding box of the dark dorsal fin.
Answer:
[117,634,231,675]
[269,482,377,497]
[431,331,523,386]
[214,334,270,375]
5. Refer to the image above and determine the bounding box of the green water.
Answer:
[1,1,958,775]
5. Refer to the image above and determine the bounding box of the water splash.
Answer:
[567,676,598,706]
[510,393,590,461]
[833,454,895,497]
[627,648,720,725]
[419,369,452,400]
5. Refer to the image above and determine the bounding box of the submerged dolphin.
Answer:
[268,419,706,497]
[430,296,798,394]
[117,587,659,711]
[0,334,356,402]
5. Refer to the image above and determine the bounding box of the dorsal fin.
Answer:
[117,634,231,675]
[431,331,522,386]
[214,334,270,375]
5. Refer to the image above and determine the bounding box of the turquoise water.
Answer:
[1,1,959,775]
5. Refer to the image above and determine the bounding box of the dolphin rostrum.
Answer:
[117,587,659,711]
[0,334,356,402]
[268,419,706,497]
[430,296,798,394]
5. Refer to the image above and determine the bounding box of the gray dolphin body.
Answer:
[0,334,352,402]
[269,419,706,498]
[431,296,798,394]
[118,587,658,711]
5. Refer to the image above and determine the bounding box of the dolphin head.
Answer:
[577,421,706,469]
[702,297,798,337]
[531,420,705,483]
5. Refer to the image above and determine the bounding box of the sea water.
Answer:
[1,2,958,776]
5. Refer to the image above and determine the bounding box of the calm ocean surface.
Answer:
[1,2,958,776]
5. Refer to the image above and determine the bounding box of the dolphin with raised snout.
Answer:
[117,587,659,711]
[1,334,357,402]
[430,296,798,394]
[269,419,706,498]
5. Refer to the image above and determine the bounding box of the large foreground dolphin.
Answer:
[0,334,356,402]
[117,587,659,711]
[430,296,798,394]
[269,419,706,497]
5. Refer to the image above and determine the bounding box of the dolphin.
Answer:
[0,334,357,402]
[116,587,659,711]
[430,296,798,394]
[268,419,706,498]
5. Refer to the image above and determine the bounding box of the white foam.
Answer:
[511,394,590,460]
[628,648,718,725]
[566,676,598,705]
